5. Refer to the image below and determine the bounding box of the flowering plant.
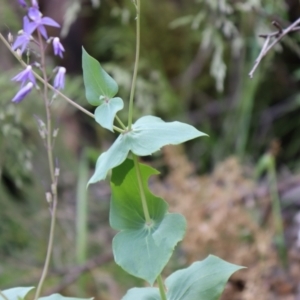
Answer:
[0,1,243,300]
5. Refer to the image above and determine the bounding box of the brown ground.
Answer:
[152,146,300,300]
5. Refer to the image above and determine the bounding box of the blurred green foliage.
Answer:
[1,0,300,297]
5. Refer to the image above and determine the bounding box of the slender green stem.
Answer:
[34,31,58,300]
[76,150,88,264]
[157,275,167,300]
[37,32,55,182]
[0,290,9,300]
[133,154,151,224]
[268,155,287,267]
[114,126,125,133]
[115,115,126,129]
[127,0,141,130]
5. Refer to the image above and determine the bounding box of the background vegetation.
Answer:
[1,0,300,299]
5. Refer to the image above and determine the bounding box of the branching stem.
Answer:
[249,17,300,77]
[115,115,126,129]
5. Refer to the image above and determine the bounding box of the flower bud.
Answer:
[16,49,22,58]
[46,192,52,204]
[8,33,13,44]
[55,168,60,177]
[53,128,59,138]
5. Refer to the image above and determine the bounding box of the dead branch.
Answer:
[249,17,300,78]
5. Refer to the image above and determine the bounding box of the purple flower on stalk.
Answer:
[12,82,34,103]
[53,67,66,90]
[11,65,36,86]
[52,37,65,58]
[28,7,60,39]
[12,16,35,53]
[31,0,39,8]
[18,0,27,8]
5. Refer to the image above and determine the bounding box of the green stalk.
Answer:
[268,155,287,267]
[236,66,261,158]
[34,31,58,300]
[127,0,141,130]
[76,150,89,264]
[157,275,167,300]
[133,155,151,224]
[255,153,287,267]
[115,115,127,129]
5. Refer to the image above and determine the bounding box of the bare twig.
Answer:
[249,17,300,78]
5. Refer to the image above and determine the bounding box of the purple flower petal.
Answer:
[42,17,60,28]
[12,16,34,53]
[28,7,41,22]
[12,35,29,53]
[28,7,60,39]
[53,67,66,90]
[52,37,65,58]
[24,17,36,35]
[12,82,33,103]
[11,65,36,86]
[18,0,27,8]
[38,25,48,39]
[31,0,39,8]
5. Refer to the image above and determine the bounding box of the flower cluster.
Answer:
[11,0,66,103]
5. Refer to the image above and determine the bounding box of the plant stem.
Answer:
[268,155,287,267]
[127,0,141,130]
[0,290,9,300]
[157,275,167,300]
[115,115,127,129]
[76,150,88,264]
[133,154,151,224]
[34,32,58,300]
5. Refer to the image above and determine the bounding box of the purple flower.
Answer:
[18,0,27,8]
[52,37,65,58]
[53,67,66,90]
[28,7,60,39]
[31,0,39,8]
[12,82,34,103]
[12,16,35,53]
[11,65,36,86]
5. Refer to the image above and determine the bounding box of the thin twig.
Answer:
[249,17,300,78]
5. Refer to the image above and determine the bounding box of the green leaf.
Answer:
[39,295,93,300]
[165,255,244,300]
[94,97,124,132]
[122,288,160,300]
[110,159,186,285]
[88,134,131,185]
[129,116,207,156]
[2,287,34,300]
[88,116,207,184]
[82,47,118,106]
